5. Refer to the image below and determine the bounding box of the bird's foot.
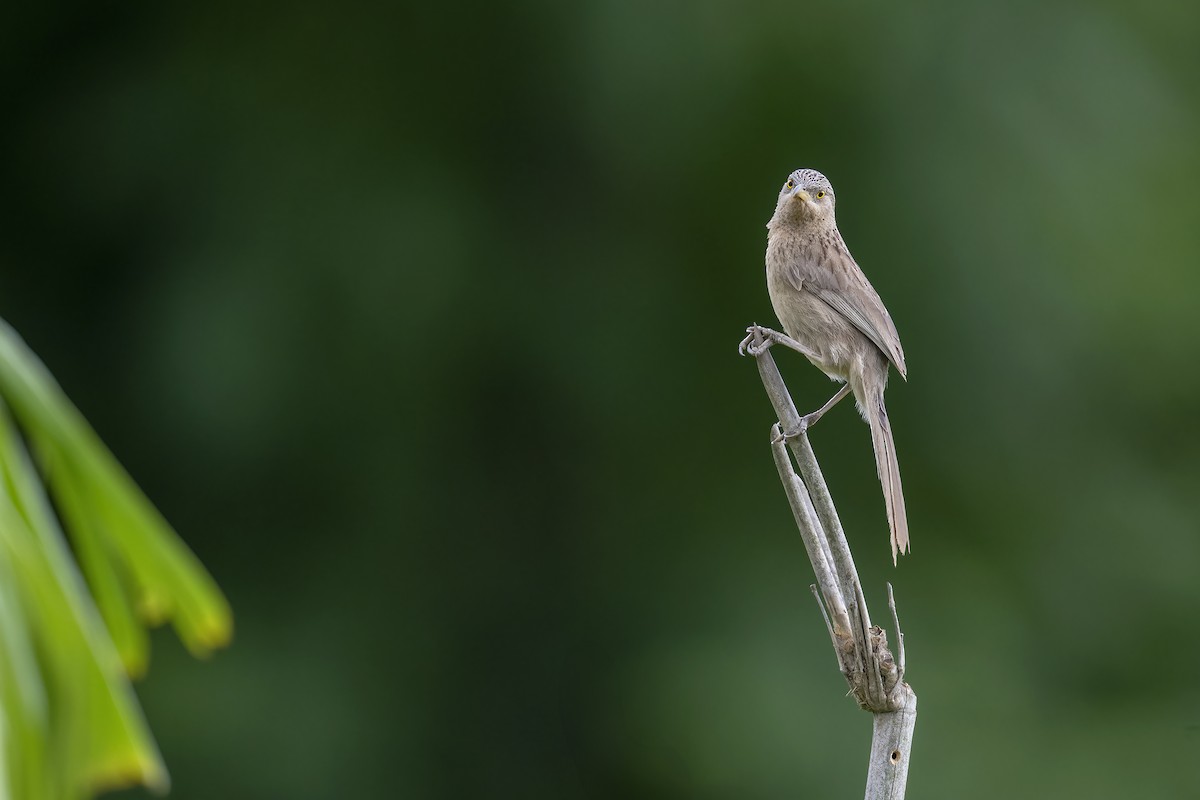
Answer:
[771,413,816,444]
[739,324,785,357]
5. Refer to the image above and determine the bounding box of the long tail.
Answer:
[863,385,909,565]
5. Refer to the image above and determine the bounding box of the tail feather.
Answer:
[865,392,908,565]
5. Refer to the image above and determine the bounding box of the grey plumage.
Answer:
[764,168,909,563]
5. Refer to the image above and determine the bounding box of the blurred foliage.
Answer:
[0,322,232,799]
[3,0,1200,798]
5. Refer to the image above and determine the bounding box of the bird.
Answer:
[749,168,909,563]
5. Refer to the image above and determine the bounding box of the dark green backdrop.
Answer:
[4,1,1199,797]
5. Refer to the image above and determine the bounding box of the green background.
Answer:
[4,1,1199,797]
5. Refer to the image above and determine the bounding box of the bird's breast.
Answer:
[766,239,866,381]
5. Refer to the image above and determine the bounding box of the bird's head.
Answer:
[769,168,836,229]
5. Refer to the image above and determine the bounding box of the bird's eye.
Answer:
[816,190,826,199]
[786,179,795,190]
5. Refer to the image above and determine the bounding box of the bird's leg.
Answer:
[803,383,852,428]
[773,383,852,442]
[738,324,821,361]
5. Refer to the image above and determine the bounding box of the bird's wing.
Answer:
[807,235,907,378]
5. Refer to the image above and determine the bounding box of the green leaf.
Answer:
[0,402,168,796]
[0,320,232,660]
[0,318,233,798]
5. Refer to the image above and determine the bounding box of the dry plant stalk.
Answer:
[744,326,917,800]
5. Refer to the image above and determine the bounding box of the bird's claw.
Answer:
[739,324,778,357]
[771,416,810,444]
